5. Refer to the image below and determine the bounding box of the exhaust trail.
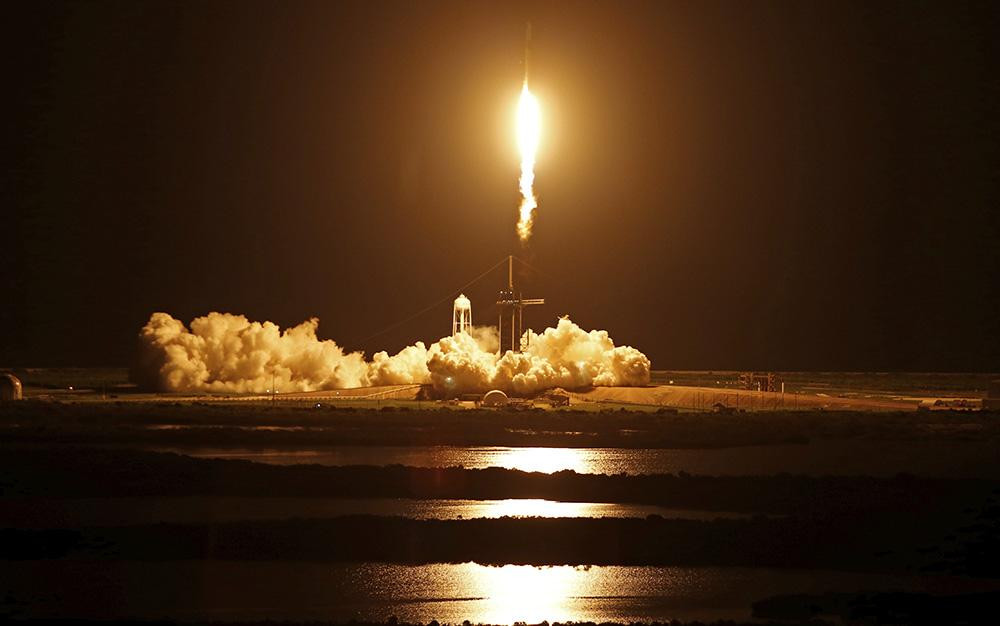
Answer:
[516,23,541,244]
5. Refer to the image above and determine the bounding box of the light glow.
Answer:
[468,498,598,518]
[469,564,580,623]
[494,446,590,474]
[516,81,541,243]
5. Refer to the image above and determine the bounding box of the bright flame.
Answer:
[516,80,541,243]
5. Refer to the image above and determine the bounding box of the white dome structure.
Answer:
[481,389,508,407]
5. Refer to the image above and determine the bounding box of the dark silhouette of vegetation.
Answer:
[2,505,998,577]
[2,448,997,517]
[2,400,998,450]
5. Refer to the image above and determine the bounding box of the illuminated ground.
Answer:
[9,367,989,412]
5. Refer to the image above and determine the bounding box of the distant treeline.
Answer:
[2,510,997,577]
[3,448,997,517]
[2,400,998,449]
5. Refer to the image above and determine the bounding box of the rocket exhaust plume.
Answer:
[133,312,650,396]
[516,25,541,244]
[516,81,540,243]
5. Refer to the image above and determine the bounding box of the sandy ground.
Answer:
[275,384,424,400]
[11,368,989,411]
[568,385,924,412]
[226,383,942,411]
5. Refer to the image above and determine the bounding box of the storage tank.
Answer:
[452,293,472,336]
[0,373,23,401]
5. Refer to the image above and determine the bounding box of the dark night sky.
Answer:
[3,0,998,371]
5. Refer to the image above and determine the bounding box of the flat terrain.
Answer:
[2,397,998,450]
[5,368,995,412]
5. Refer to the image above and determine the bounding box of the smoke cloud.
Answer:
[135,312,651,396]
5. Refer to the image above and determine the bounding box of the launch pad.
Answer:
[496,255,544,353]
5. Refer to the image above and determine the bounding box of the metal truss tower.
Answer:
[497,255,544,354]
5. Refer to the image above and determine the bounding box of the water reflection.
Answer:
[467,564,583,624]
[152,441,1000,478]
[490,447,591,473]
[11,560,1000,623]
[465,498,595,518]
[0,497,750,528]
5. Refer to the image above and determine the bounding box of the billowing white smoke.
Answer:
[134,312,369,393]
[427,318,650,394]
[135,312,651,395]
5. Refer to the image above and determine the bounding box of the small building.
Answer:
[0,373,23,401]
[543,391,570,407]
[481,389,509,407]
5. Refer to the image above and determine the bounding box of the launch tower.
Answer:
[497,255,544,353]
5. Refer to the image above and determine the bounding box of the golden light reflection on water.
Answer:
[466,563,586,624]
[490,447,593,474]
[464,498,600,518]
